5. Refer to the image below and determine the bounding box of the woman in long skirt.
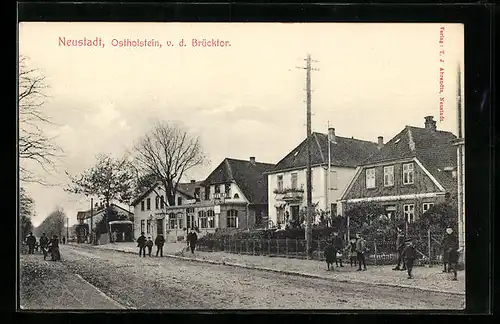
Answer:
[49,235,61,261]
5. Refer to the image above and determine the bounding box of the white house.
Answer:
[266,128,380,227]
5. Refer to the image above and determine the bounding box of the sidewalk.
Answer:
[85,242,465,295]
[20,254,124,309]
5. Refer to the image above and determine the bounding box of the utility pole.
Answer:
[297,54,318,259]
[90,197,94,245]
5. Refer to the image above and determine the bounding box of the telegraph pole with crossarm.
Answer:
[297,54,319,259]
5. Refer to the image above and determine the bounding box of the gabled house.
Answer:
[340,116,458,224]
[266,129,380,227]
[130,180,202,242]
[200,157,275,229]
[76,203,134,243]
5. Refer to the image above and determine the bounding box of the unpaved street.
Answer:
[23,244,464,309]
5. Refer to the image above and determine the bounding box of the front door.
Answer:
[290,205,300,222]
[156,219,164,235]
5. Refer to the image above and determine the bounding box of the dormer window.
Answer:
[234,193,239,199]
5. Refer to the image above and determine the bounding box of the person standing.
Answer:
[331,231,344,267]
[26,232,36,254]
[146,237,154,257]
[39,233,49,260]
[393,227,407,271]
[441,227,459,273]
[345,238,357,267]
[402,239,416,279]
[137,232,146,257]
[49,235,61,261]
[187,229,198,254]
[155,234,165,257]
[62,236,66,245]
[355,233,367,271]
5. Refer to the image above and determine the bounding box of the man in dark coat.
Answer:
[39,233,49,260]
[137,232,147,257]
[324,243,336,271]
[402,239,417,279]
[187,229,198,254]
[155,234,165,257]
[331,231,344,267]
[49,235,60,261]
[393,227,407,271]
[441,227,458,273]
[26,232,36,254]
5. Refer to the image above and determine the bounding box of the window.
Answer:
[423,203,434,213]
[366,168,376,188]
[385,205,397,220]
[207,210,215,228]
[403,204,415,223]
[146,219,151,234]
[177,197,182,206]
[233,193,239,199]
[198,211,207,228]
[291,173,298,189]
[225,183,231,198]
[168,213,176,229]
[140,220,145,233]
[384,166,394,186]
[160,196,165,209]
[329,170,338,190]
[177,213,184,229]
[276,207,284,224]
[215,185,221,194]
[155,196,160,210]
[277,175,283,191]
[403,163,414,184]
[146,198,151,210]
[204,186,210,200]
[194,188,201,202]
[226,210,238,228]
[141,201,145,211]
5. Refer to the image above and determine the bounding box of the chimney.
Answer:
[328,127,336,143]
[424,116,437,131]
[249,157,256,164]
[377,136,384,149]
[190,180,196,183]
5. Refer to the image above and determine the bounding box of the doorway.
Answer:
[156,219,164,235]
[290,205,300,221]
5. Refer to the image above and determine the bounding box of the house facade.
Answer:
[340,116,458,225]
[130,157,274,243]
[266,129,380,227]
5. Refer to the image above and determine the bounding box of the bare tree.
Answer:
[35,207,66,239]
[133,121,207,206]
[19,187,35,243]
[18,55,63,185]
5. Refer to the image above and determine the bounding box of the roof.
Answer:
[270,132,379,173]
[203,158,275,204]
[76,203,133,220]
[361,125,458,192]
[130,181,198,206]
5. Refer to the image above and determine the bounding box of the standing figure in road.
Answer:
[137,232,146,257]
[441,227,458,273]
[393,227,407,271]
[25,232,36,254]
[355,233,367,271]
[62,236,66,245]
[146,237,154,257]
[402,239,416,279]
[187,229,198,254]
[49,235,61,261]
[39,233,49,260]
[331,231,344,267]
[155,234,165,257]
[323,242,336,271]
[345,238,357,267]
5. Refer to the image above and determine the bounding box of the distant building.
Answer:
[340,116,458,225]
[266,129,379,227]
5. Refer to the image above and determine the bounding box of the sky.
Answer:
[18,22,464,227]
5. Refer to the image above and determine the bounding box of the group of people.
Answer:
[324,232,368,272]
[135,229,199,257]
[324,227,462,281]
[24,232,62,261]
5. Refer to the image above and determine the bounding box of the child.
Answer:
[402,239,416,279]
[146,237,154,257]
[324,243,336,271]
[448,247,462,281]
[345,238,357,267]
